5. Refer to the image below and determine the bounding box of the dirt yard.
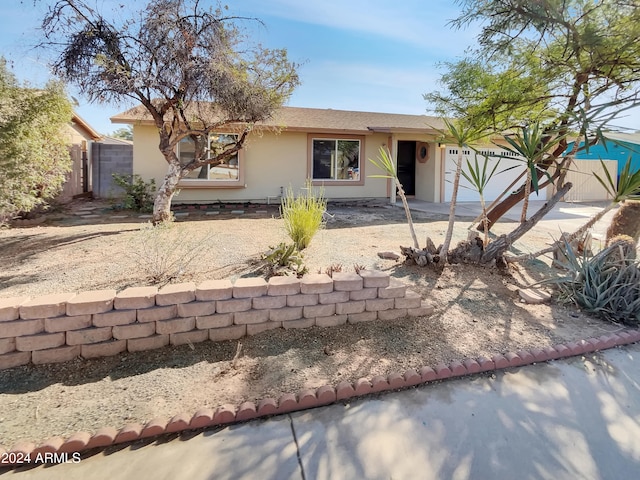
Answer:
[0,200,623,447]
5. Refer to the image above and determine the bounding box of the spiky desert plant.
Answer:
[553,235,640,326]
[437,119,489,262]
[369,146,419,249]
[460,152,502,246]
[280,180,326,250]
[500,122,566,223]
[261,242,308,277]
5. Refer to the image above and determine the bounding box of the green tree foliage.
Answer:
[42,0,299,224]
[426,0,640,230]
[110,126,133,141]
[0,58,73,222]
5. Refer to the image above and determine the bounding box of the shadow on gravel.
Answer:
[0,231,127,268]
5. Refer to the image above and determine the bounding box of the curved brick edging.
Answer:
[2,329,639,467]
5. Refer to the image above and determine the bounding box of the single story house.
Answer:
[110,105,615,205]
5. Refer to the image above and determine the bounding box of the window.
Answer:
[312,138,361,181]
[178,133,240,182]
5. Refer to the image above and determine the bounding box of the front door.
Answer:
[397,141,416,196]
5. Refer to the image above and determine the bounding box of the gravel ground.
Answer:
[0,200,624,447]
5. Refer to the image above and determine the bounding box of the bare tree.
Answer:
[41,0,299,223]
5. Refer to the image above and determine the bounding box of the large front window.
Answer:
[312,138,360,181]
[178,133,239,181]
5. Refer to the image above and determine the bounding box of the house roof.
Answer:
[603,131,640,146]
[100,136,133,145]
[71,114,102,141]
[110,105,445,135]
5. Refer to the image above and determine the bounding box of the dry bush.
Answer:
[124,221,214,285]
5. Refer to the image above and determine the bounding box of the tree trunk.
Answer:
[152,161,182,224]
[509,200,618,262]
[478,146,573,232]
[396,180,420,250]
[479,194,489,246]
[481,182,572,262]
[606,200,640,244]
[440,150,464,261]
[520,169,531,223]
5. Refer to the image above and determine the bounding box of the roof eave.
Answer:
[367,126,443,135]
[72,114,102,141]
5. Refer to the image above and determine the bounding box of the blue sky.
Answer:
[0,0,638,135]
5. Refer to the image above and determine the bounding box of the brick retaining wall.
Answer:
[0,271,432,369]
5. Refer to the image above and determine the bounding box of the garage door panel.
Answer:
[444,148,546,202]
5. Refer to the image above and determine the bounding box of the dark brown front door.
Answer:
[397,141,416,196]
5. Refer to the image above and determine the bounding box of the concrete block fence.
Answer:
[0,271,433,370]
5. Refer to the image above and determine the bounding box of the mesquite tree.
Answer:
[426,0,640,231]
[41,0,299,223]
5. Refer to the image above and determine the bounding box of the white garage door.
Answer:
[444,147,547,202]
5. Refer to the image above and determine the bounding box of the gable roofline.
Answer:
[110,104,445,135]
[72,113,102,141]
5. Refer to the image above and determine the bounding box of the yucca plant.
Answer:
[369,146,419,249]
[460,152,502,246]
[437,119,489,261]
[499,123,566,223]
[553,235,640,326]
[280,180,326,250]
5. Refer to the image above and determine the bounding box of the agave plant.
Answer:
[262,242,308,277]
[553,236,640,326]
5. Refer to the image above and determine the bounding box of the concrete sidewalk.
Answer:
[10,343,640,480]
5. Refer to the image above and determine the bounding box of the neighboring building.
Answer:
[91,136,133,199]
[111,105,620,205]
[59,114,102,201]
[571,132,640,176]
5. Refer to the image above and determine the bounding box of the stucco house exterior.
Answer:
[110,104,618,205]
[110,105,457,205]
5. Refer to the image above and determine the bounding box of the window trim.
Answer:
[177,133,245,189]
[307,133,365,186]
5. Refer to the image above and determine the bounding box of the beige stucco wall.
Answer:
[133,125,391,203]
[64,124,87,145]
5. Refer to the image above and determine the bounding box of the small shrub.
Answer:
[554,236,640,326]
[280,180,326,250]
[112,174,156,213]
[125,221,212,284]
[262,242,308,277]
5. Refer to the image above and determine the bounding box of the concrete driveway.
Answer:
[8,343,640,480]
